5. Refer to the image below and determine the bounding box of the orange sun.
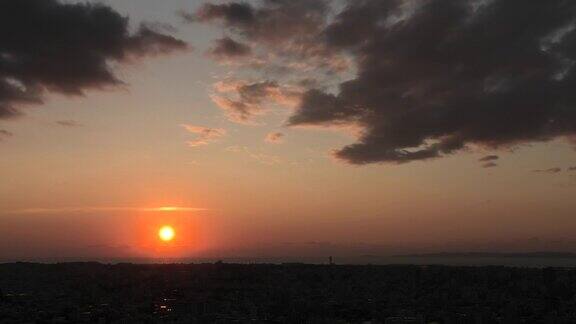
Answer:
[158,225,175,242]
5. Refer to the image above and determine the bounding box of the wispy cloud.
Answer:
[226,145,282,165]
[211,79,302,124]
[56,120,83,127]
[4,206,208,215]
[181,124,227,147]
[482,162,498,168]
[0,129,13,141]
[479,155,499,162]
[533,167,562,174]
[265,131,284,144]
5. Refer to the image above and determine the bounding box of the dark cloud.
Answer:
[0,129,13,140]
[56,120,82,127]
[479,154,499,168]
[238,81,282,103]
[191,0,328,43]
[479,155,499,162]
[482,162,498,168]
[125,24,188,57]
[189,2,256,26]
[533,167,562,174]
[288,0,576,164]
[0,0,188,119]
[189,0,348,74]
[208,37,251,61]
[198,0,576,165]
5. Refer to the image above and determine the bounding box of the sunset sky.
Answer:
[1,0,576,261]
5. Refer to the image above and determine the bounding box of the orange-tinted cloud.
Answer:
[211,79,302,123]
[265,132,284,144]
[182,125,227,147]
[56,120,83,127]
[533,167,562,174]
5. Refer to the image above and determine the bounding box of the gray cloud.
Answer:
[0,0,188,119]
[212,81,280,123]
[191,0,328,44]
[188,0,348,75]
[187,2,256,26]
[208,37,251,61]
[198,0,576,165]
[291,0,576,164]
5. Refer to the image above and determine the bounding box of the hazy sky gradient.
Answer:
[1,0,576,261]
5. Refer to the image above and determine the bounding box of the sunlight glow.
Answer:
[158,207,180,212]
[158,225,175,242]
[153,206,205,212]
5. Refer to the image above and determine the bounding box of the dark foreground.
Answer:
[1,263,576,323]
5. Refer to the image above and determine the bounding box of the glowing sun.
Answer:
[158,225,175,242]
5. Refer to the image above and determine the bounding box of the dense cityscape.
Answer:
[2,262,576,323]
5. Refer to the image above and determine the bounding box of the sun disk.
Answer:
[158,225,175,242]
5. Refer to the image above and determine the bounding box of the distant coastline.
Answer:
[394,252,576,258]
[4,252,576,267]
